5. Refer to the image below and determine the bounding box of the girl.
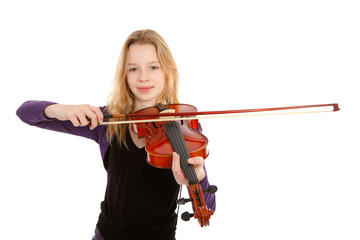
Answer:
[17,29,216,240]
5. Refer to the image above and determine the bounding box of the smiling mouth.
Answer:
[138,87,154,93]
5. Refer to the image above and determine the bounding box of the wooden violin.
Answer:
[131,104,214,227]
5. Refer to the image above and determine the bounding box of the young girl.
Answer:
[17,29,216,240]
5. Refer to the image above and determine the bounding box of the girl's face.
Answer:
[126,44,166,111]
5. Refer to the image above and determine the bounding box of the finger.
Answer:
[83,108,99,129]
[91,106,104,124]
[172,152,187,185]
[76,111,90,127]
[172,152,181,171]
[187,157,204,165]
[68,114,81,127]
[85,106,104,129]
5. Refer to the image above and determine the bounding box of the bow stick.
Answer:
[101,103,340,125]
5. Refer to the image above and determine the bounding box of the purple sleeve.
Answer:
[200,164,216,211]
[16,100,101,143]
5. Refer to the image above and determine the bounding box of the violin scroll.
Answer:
[187,183,215,227]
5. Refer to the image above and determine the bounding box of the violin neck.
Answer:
[164,121,199,185]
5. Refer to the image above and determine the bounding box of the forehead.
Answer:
[126,44,159,64]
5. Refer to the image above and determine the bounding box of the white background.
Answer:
[1,0,359,239]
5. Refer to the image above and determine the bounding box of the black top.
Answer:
[96,130,180,240]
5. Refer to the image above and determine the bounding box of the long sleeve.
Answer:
[16,100,110,162]
[16,100,102,142]
[200,164,216,211]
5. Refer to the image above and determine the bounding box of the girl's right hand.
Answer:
[44,104,103,130]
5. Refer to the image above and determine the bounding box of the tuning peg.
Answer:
[176,197,192,205]
[181,211,194,221]
[203,185,218,194]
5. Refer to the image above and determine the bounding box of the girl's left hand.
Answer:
[172,152,205,185]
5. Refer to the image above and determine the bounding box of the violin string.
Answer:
[164,121,199,185]
[169,121,197,185]
[175,122,199,185]
[167,121,204,209]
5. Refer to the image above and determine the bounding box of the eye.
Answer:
[129,67,137,72]
[150,66,159,70]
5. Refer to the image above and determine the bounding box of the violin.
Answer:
[132,103,214,227]
[102,102,340,227]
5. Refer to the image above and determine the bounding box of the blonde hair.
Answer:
[106,29,180,147]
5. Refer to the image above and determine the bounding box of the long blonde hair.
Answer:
[106,29,180,147]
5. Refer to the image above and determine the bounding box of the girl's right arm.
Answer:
[44,103,103,130]
[17,100,104,142]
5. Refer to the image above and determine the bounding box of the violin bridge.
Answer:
[159,108,176,119]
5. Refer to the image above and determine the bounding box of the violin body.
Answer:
[131,104,209,169]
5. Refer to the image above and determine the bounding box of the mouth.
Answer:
[138,86,154,93]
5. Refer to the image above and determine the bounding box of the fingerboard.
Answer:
[164,121,199,185]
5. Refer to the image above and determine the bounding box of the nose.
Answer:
[138,69,148,82]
